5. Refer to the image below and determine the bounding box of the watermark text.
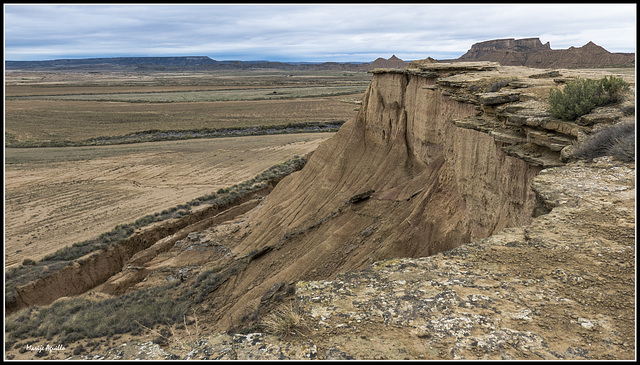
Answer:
[25,344,66,353]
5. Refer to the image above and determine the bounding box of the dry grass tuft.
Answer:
[573,120,635,162]
[261,303,308,339]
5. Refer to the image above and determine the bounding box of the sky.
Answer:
[3,3,637,62]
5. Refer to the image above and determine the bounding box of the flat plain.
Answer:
[4,69,370,268]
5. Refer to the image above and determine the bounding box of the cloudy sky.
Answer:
[3,3,637,62]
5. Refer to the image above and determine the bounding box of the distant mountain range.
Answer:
[5,55,412,72]
[4,56,382,72]
[6,38,633,71]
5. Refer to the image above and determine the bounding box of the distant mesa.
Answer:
[5,55,410,72]
[454,37,635,68]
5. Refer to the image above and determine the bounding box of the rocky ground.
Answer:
[20,156,632,360]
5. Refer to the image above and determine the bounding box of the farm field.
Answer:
[4,69,368,268]
[5,69,368,145]
[5,133,333,268]
[6,85,367,102]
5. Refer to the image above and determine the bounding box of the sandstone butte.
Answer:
[456,37,635,69]
[7,61,635,360]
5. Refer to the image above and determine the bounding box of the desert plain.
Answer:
[4,69,370,268]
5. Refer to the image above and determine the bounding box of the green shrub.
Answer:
[599,76,630,103]
[548,76,630,121]
[549,78,606,120]
[572,120,635,162]
[21,258,36,266]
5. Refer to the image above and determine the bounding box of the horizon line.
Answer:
[4,55,434,63]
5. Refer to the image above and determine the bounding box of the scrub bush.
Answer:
[572,120,635,162]
[549,76,630,121]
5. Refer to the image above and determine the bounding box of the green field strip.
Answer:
[6,85,369,103]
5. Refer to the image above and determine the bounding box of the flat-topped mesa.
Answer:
[459,38,551,59]
[370,61,500,80]
[455,37,635,68]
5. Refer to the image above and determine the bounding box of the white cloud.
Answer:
[3,4,636,61]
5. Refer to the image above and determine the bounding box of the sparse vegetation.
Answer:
[187,267,225,304]
[6,122,344,148]
[5,69,368,146]
[21,258,36,266]
[5,282,186,345]
[138,308,202,353]
[261,303,308,339]
[35,154,305,263]
[572,120,635,162]
[6,85,368,103]
[548,76,630,121]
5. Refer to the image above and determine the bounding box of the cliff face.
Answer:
[206,67,542,330]
[243,71,540,256]
[457,38,635,68]
[173,62,634,340]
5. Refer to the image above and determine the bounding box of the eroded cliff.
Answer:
[206,68,542,330]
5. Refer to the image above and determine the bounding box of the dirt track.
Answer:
[4,133,332,268]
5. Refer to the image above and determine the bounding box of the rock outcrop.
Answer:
[457,38,635,68]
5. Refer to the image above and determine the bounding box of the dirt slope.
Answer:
[12,157,635,361]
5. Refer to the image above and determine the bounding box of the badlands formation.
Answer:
[7,60,635,360]
[457,37,635,68]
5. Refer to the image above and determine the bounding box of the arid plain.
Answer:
[4,69,370,268]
